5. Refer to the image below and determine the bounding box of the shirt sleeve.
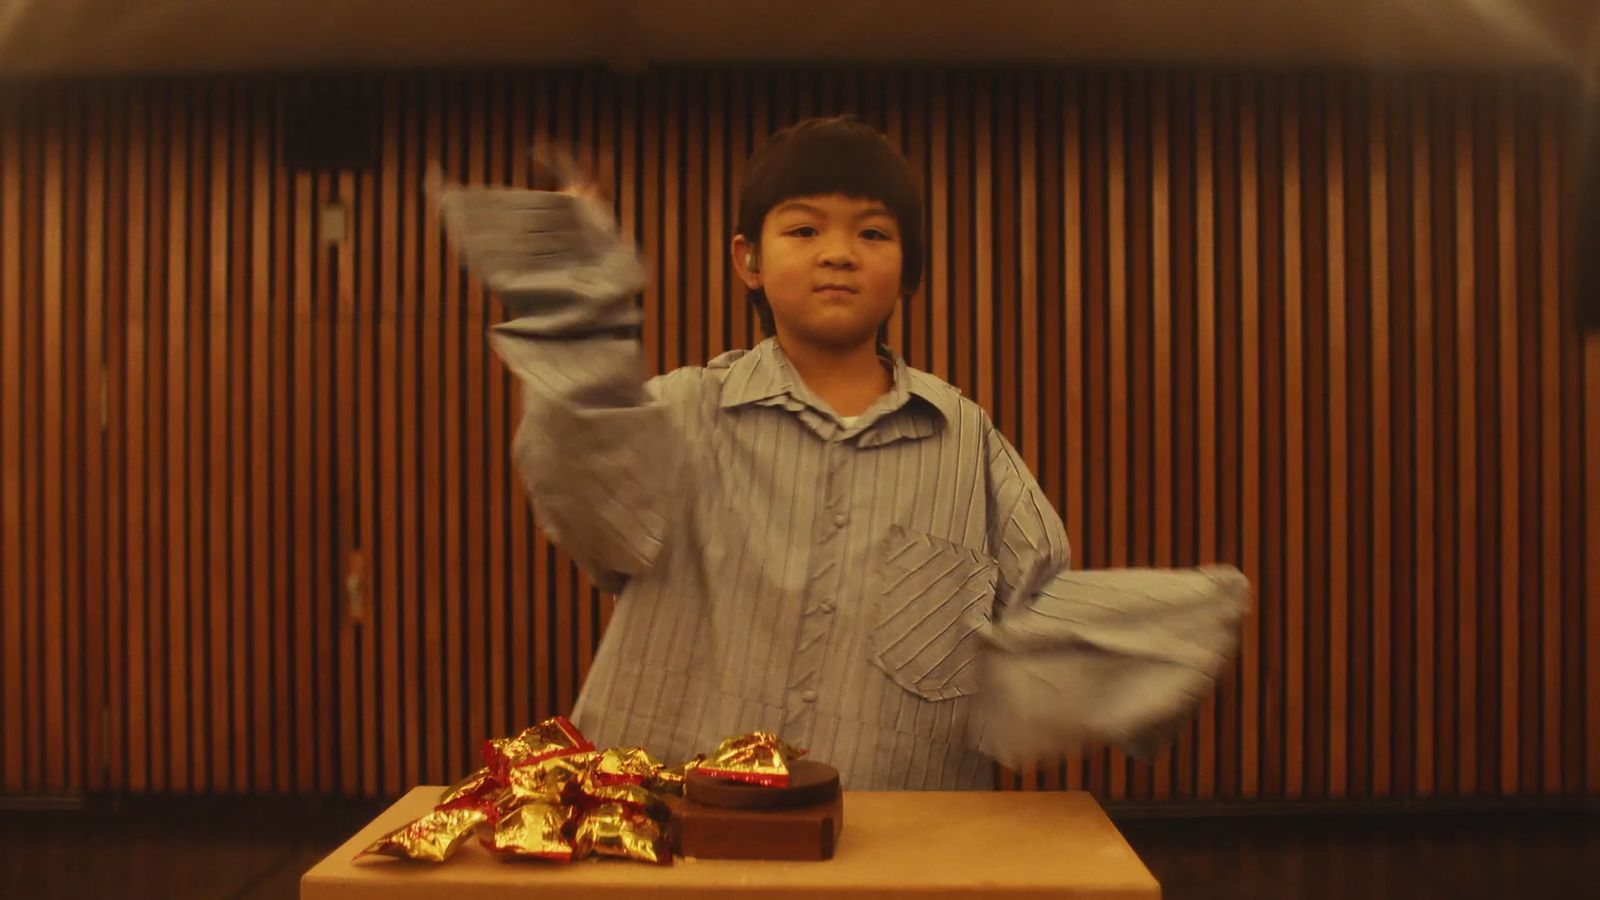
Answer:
[975,425,1250,764]
[439,185,682,591]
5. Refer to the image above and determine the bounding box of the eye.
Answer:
[783,225,818,237]
[861,227,895,241]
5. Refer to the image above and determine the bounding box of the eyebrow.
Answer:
[772,200,896,222]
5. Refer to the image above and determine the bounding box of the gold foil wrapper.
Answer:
[570,801,670,865]
[692,731,805,787]
[483,716,593,779]
[507,750,595,804]
[437,767,496,806]
[357,803,490,863]
[564,777,671,823]
[481,800,575,861]
[590,746,663,786]
[645,754,702,796]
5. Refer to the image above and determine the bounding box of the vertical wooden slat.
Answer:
[440,80,465,780]
[1494,84,1520,796]
[227,80,251,795]
[292,163,315,792]
[930,85,950,382]
[1325,81,1349,799]
[419,76,444,784]
[336,163,359,795]
[103,83,129,793]
[1106,78,1130,800]
[1061,78,1086,793]
[249,83,273,793]
[270,85,292,793]
[126,85,153,793]
[377,78,403,795]
[207,82,233,793]
[2,92,26,793]
[1368,80,1393,798]
[1194,74,1219,802]
[507,74,533,739]
[163,84,190,793]
[1412,80,1437,798]
[184,88,209,794]
[40,89,66,794]
[1537,88,1562,796]
[1586,331,1600,792]
[58,91,84,795]
[357,92,380,796]
[463,80,488,765]
[1150,76,1175,800]
[1238,79,1262,799]
[1453,87,1478,796]
[975,85,994,414]
[1283,80,1306,799]
[399,75,423,788]
[485,73,509,747]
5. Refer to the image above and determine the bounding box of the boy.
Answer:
[437,116,1247,790]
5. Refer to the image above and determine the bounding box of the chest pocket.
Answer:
[868,525,1001,701]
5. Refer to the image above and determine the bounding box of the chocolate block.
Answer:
[671,792,844,861]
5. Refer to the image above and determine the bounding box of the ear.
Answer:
[731,234,761,289]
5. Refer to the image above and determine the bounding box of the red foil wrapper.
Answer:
[481,800,575,862]
[692,731,805,788]
[570,801,670,865]
[357,802,490,863]
[483,716,593,780]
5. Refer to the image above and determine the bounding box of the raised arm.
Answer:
[437,182,681,591]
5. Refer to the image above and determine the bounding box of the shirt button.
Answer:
[801,690,818,704]
[819,600,835,614]
[832,513,847,528]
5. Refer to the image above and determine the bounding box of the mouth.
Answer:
[814,284,859,296]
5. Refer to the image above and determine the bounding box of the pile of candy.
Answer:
[357,718,802,866]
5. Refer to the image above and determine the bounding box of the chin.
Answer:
[790,319,882,350]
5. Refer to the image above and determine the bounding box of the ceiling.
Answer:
[2,0,1598,76]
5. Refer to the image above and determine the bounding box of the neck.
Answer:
[775,334,892,418]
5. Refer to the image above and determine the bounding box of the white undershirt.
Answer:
[838,415,860,428]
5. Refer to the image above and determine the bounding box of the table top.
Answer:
[301,786,1160,899]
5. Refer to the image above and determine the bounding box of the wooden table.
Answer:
[302,785,1160,899]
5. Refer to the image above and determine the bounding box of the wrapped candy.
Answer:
[437,766,497,806]
[564,776,671,823]
[483,716,593,780]
[646,754,703,796]
[357,799,493,863]
[588,746,664,786]
[691,732,805,788]
[570,801,671,865]
[507,750,595,803]
[481,800,576,862]
[361,716,815,868]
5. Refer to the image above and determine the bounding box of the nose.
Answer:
[817,233,858,269]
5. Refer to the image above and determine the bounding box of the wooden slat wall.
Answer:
[2,68,1598,801]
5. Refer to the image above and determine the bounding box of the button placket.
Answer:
[784,443,850,739]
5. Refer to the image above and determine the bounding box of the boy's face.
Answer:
[736,193,903,351]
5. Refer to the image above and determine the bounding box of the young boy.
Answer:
[438,116,1247,790]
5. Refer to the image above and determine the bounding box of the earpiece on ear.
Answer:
[744,251,759,273]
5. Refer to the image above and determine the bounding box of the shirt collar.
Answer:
[716,337,962,433]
